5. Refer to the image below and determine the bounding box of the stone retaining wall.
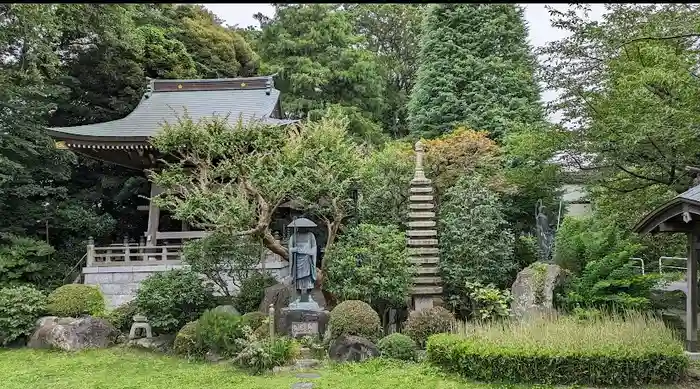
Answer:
[84,259,290,309]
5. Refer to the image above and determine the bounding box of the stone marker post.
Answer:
[407,141,442,311]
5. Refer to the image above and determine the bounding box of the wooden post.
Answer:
[86,237,95,267]
[145,183,162,247]
[688,231,699,352]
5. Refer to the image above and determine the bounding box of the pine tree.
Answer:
[408,4,543,140]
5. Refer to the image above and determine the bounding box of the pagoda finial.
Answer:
[413,140,426,181]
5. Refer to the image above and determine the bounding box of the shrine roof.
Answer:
[47,76,295,142]
[633,184,700,234]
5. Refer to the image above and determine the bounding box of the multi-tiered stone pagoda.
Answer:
[407,141,442,311]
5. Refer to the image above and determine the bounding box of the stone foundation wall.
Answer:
[84,259,290,309]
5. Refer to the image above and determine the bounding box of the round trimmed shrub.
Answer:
[173,321,205,358]
[404,306,455,347]
[134,269,216,334]
[104,300,137,333]
[329,300,381,341]
[233,272,277,313]
[377,333,417,361]
[0,285,46,345]
[195,309,245,357]
[46,284,105,317]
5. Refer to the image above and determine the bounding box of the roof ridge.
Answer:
[151,75,274,84]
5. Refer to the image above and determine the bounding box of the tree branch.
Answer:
[618,33,700,49]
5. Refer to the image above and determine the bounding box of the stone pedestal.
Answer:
[278,308,329,339]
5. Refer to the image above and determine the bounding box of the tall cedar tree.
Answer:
[408,4,543,140]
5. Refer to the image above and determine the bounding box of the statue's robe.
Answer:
[289,231,317,292]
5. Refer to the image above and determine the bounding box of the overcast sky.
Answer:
[201,3,607,114]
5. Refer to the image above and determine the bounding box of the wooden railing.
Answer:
[87,238,183,267]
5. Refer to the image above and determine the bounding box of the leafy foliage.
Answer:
[233,327,300,374]
[324,224,412,325]
[345,4,425,138]
[328,300,382,342]
[233,273,278,314]
[195,309,245,358]
[403,306,455,348]
[255,4,385,142]
[408,4,543,140]
[554,216,661,311]
[539,4,700,225]
[183,232,261,297]
[439,175,516,315]
[0,285,46,345]
[377,333,417,361]
[104,301,138,333]
[460,282,512,321]
[133,269,216,333]
[0,234,55,288]
[46,284,105,317]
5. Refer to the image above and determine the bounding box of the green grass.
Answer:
[0,348,538,389]
[0,347,695,389]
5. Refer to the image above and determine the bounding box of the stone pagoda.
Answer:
[407,140,442,311]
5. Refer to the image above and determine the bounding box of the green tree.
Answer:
[408,4,543,140]
[439,175,517,316]
[324,223,412,330]
[539,4,700,225]
[345,4,425,138]
[256,4,386,143]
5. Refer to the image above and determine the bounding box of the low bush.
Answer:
[403,306,454,347]
[173,321,206,359]
[233,273,277,314]
[104,300,137,333]
[377,333,416,361]
[195,309,245,358]
[428,312,687,386]
[46,284,105,317]
[134,269,216,333]
[329,300,382,342]
[0,285,46,345]
[233,326,300,374]
[242,311,268,338]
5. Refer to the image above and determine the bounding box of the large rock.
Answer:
[28,316,119,351]
[511,262,567,319]
[328,335,379,363]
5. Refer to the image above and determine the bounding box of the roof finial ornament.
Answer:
[265,77,272,96]
[413,140,426,181]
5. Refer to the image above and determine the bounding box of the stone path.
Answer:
[289,348,321,389]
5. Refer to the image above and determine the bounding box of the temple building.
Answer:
[47,76,298,307]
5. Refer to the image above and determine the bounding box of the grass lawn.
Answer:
[0,348,697,389]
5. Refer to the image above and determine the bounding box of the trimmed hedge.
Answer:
[46,284,105,317]
[426,314,688,386]
[403,306,454,347]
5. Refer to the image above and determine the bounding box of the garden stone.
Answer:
[28,316,119,351]
[291,383,313,389]
[212,305,239,316]
[328,335,379,363]
[511,262,566,319]
[127,334,174,353]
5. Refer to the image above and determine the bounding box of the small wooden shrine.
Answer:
[633,182,700,353]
